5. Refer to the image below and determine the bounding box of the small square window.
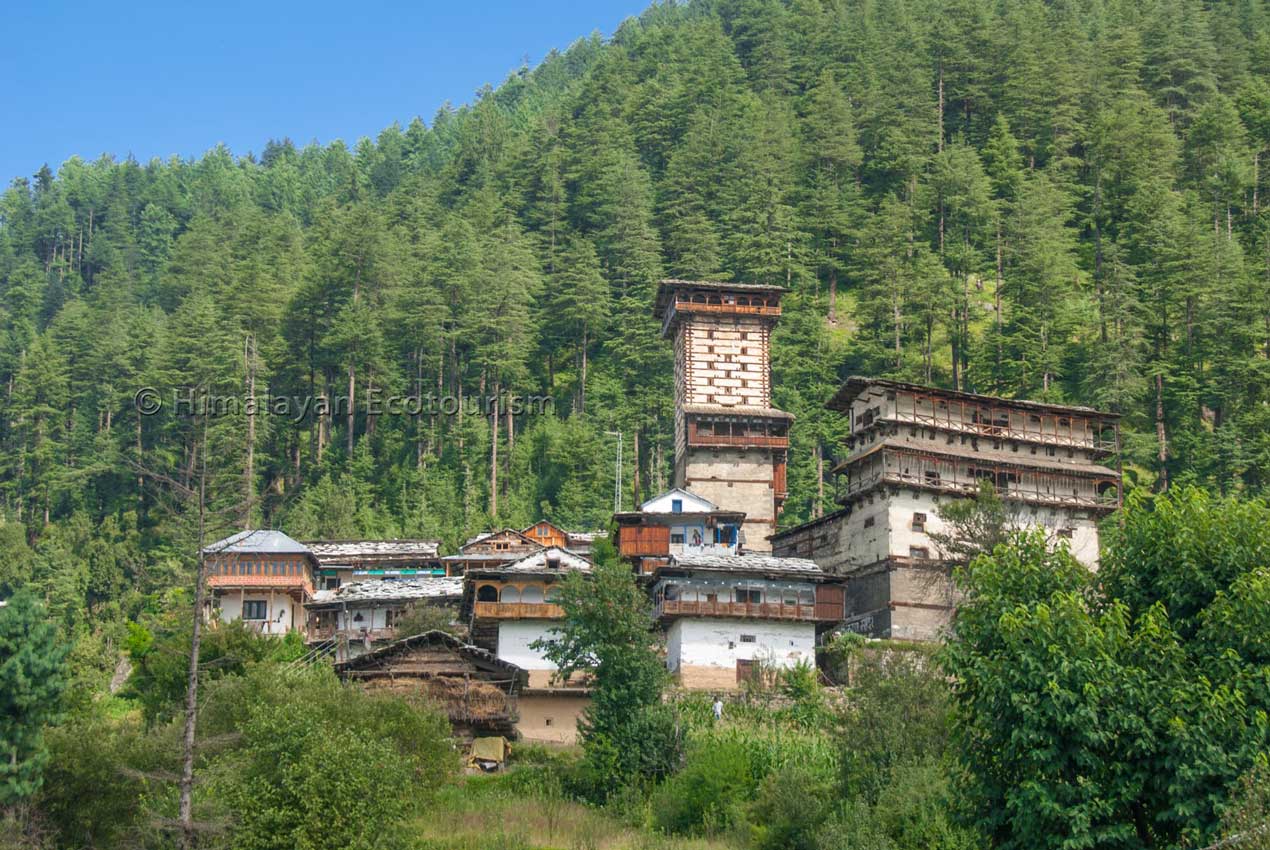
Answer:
[671,499,683,513]
[670,533,685,545]
[242,600,267,620]
[910,546,931,559]
[863,516,875,528]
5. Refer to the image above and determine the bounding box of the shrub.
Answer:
[839,649,950,802]
[38,712,177,849]
[815,759,982,850]
[199,664,455,850]
[652,737,753,835]
[747,763,835,850]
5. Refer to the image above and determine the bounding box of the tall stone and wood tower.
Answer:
[653,280,792,552]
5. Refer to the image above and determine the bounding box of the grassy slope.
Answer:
[413,773,738,850]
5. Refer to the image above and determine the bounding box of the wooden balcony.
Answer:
[207,574,313,594]
[306,625,398,643]
[656,599,828,622]
[473,601,565,619]
[688,432,789,449]
[673,300,781,318]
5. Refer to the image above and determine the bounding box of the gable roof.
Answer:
[523,519,566,534]
[477,546,593,575]
[639,487,718,513]
[663,552,826,578]
[307,577,463,608]
[459,528,540,552]
[202,530,311,556]
[333,630,526,683]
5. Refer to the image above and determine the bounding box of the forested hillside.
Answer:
[2,0,1269,627]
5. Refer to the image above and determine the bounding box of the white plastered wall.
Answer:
[666,617,815,673]
[497,620,562,671]
[214,592,300,636]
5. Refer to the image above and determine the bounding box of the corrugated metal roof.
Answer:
[668,552,825,576]
[202,530,311,556]
[308,577,463,607]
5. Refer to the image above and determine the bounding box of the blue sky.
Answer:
[0,0,648,184]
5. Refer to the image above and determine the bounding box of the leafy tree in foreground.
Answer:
[0,589,67,807]
[534,559,676,798]
[943,487,1270,850]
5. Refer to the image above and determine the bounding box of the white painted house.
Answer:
[651,553,845,690]
[613,487,746,576]
[462,546,595,743]
[203,530,318,636]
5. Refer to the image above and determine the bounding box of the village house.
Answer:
[462,546,593,744]
[202,530,318,636]
[651,553,845,689]
[441,523,605,575]
[613,487,746,576]
[304,539,444,588]
[334,630,527,742]
[521,520,606,556]
[771,377,1122,641]
[305,575,463,654]
[441,528,544,574]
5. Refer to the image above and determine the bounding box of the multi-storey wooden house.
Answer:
[461,546,593,743]
[772,377,1122,641]
[203,530,318,636]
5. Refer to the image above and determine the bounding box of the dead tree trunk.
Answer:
[179,429,208,849]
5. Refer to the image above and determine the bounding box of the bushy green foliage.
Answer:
[747,764,835,850]
[815,759,982,850]
[0,590,67,806]
[944,488,1270,850]
[34,663,454,850]
[535,561,676,798]
[652,738,753,836]
[39,712,177,849]
[839,649,952,803]
[123,602,305,725]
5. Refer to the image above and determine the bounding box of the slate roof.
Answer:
[333,630,525,682]
[470,546,593,575]
[305,539,440,564]
[202,530,312,556]
[680,403,795,421]
[307,577,463,608]
[828,376,1119,418]
[667,552,825,577]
